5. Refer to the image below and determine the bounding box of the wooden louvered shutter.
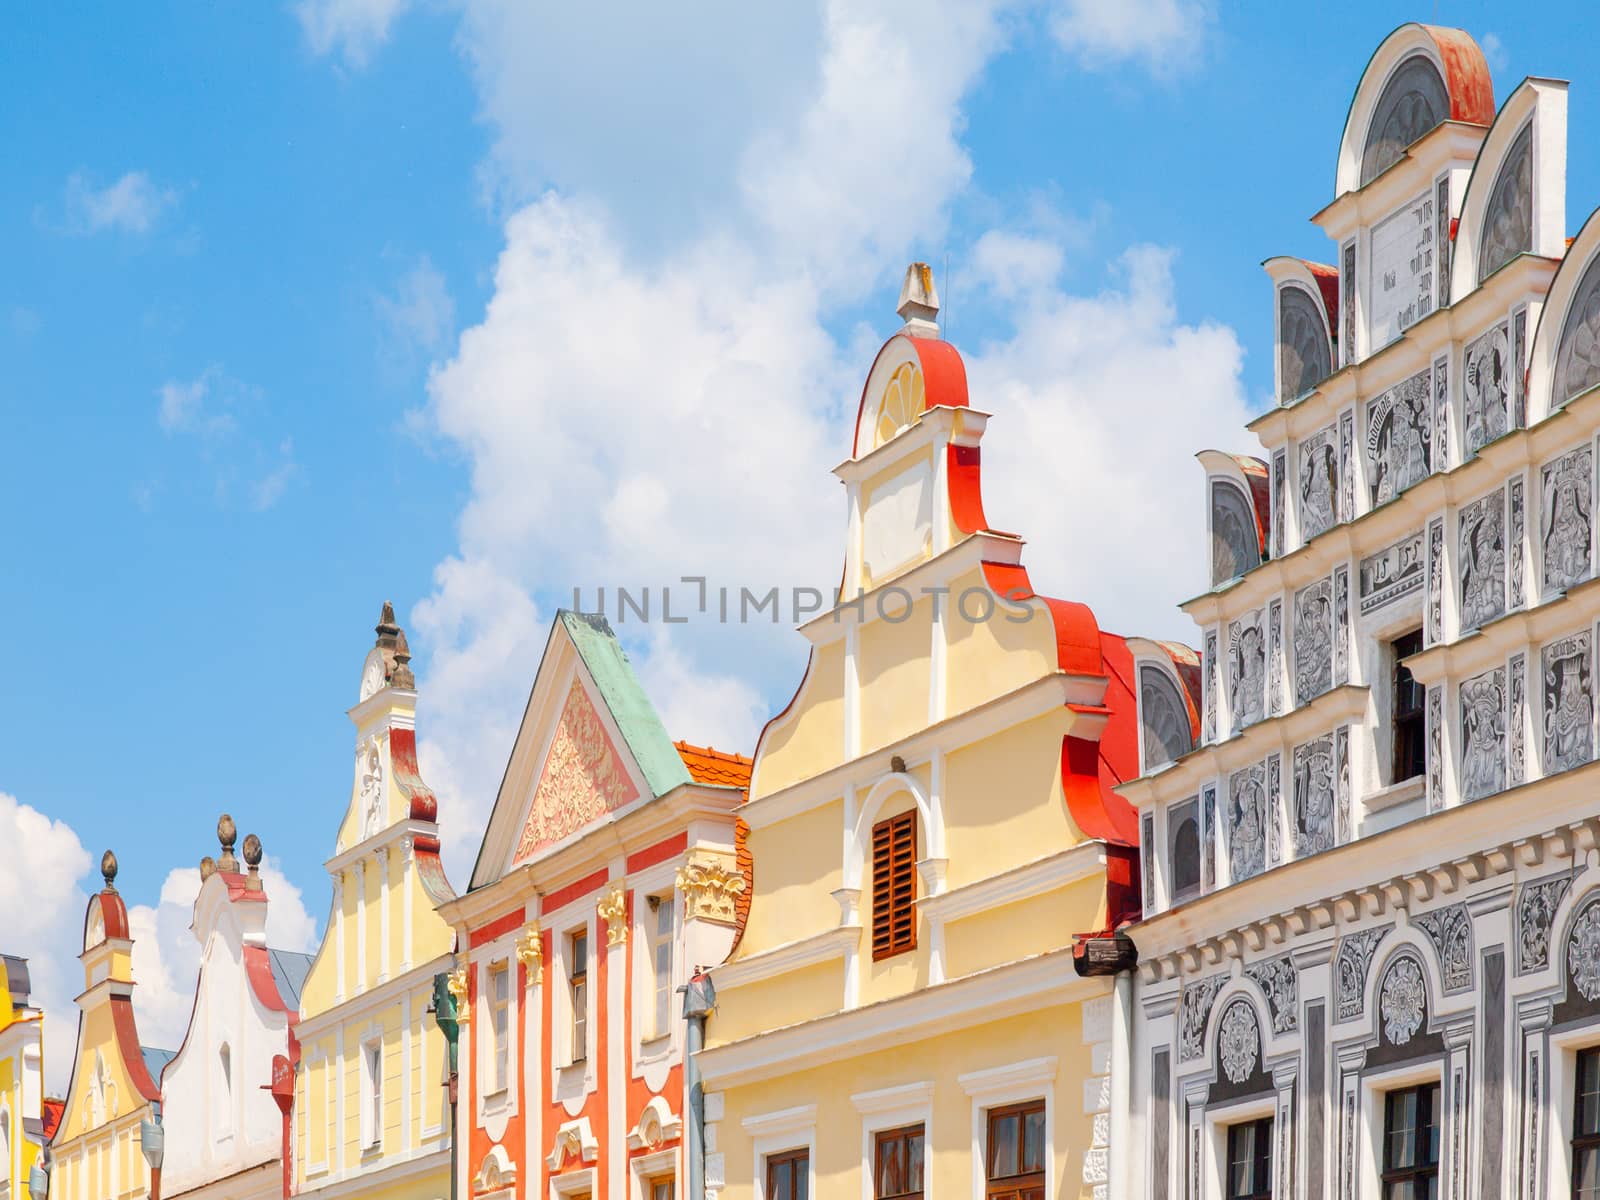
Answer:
[871,810,918,960]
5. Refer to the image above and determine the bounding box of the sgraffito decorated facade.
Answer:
[1124,23,1600,1200]
[0,955,47,1200]
[289,605,457,1200]
[440,610,750,1200]
[695,267,1167,1200]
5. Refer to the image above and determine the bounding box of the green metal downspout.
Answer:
[431,971,461,1200]
[681,971,717,1200]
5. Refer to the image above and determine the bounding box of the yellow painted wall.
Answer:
[942,878,1106,982]
[0,975,42,1200]
[943,570,1061,718]
[752,641,846,800]
[712,1001,1107,1200]
[709,961,844,1045]
[856,594,932,754]
[734,799,845,953]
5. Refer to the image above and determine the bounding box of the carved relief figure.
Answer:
[1509,653,1527,787]
[1228,763,1267,884]
[1201,785,1217,892]
[1139,664,1194,769]
[1342,241,1356,361]
[1434,358,1450,471]
[1514,307,1528,427]
[1555,257,1600,407]
[1465,323,1511,457]
[1415,903,1473,992]
[1334,926,1389,1020]
[1427,685,1443,810]
[1542,631,1594,775]
[1458,490,1505,630]
[1291,736,1335,857]
[1339,410,1354,521]
[1335,724,1351,844]
[1517,873,1572,973]
[1293,579,1333,704]
[1266,754,1282,868]
[1478,122,1534,281]
[1509,476,1526,609]
[1427,519,1444,645]
[1212,481,1261,584]
[1203,631,1218,743]
[1459,668,1506,802]
[1227,611,1265,733]
[1334,566,1350,684]
[359,737,385,837]
[1541,446,1592,593]
[1299,426,1338,540]
[1436,176,1452,309]
[1359,532,1424,613]
[1272,451,1286,559]
[1267,600,1284,717]
[1365,371,1431,505]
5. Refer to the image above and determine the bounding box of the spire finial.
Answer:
[242,833,263,890]
[897,262,941,338]
[217,813,239,873]
[391,628,416,690]
[101,849,119,891]
[375,601,401,650]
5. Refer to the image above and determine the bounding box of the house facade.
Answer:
[695,268,1162,1200]
[438,610,750,1200]
[0,955,45,1200]
[289,605,457,1200]
[1124,23,1600,1200]
[158,818,313,1200]
[45,854,170,1200]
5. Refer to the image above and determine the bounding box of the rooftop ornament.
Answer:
[101,849,118,892]
[897,261,941,338]
[217,813,239,874]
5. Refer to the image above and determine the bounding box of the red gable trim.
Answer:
[243,946,296,1023]
[111,997,162,1102]
[1424,24,1495,126]
[390,727,438,822]
[469,909,526,949]
[626,832,688,875]
[541,866,611,915]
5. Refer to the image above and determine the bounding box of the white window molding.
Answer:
[546,1116,599,1172]
[474,941,520,1144]
[629,1146,678,1200]
[851,1083,933,1200]
[1200,1092,1277,1200]
[1543,1023,1600,1200]
[549,1165,598,1199]
[959,1056,1057,1200]
[743,1105,817,1200]
[1359,1058,1444,1200]
[631,861,684,1090]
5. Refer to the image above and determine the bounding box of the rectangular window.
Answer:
[1575,1047,1600,1200]
[650,1179,675,1200]
[487,960,510,1095]
[1392,629,1426,782]
[364,1041,383,1149]
[765,1149,809,1200]
[1226,1117,1273,1200]
[1382,1082,1440,1200]
[649,895,674,1039]
[570,930,589,1063]
[986,1100,1045,1199]
[873,1124,924,1200]
[871,811,917,961]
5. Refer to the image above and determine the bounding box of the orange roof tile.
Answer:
[42,1097,64,1140]
[674,740,754,789]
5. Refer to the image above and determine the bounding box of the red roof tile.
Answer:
[674,741,754,789]
[41,1098,64,1140]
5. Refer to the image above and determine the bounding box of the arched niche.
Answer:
[1200,453,1270,587]
[1526,205,1600,422]
[1138,662,1196,772]
[1278,283,1334,402]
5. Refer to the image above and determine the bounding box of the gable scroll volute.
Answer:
[676,848,747,926]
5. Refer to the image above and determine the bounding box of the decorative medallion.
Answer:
[1334,925,1390,1020]
[1509,652,1527,787]
[1267,600,1284,717]
[1293,578,1334,704]
[1244,955,1298,1034]
[1298,424,1339,541]
[1227,763,1267,884]
[1212,481,1261,585]
[1366,369,1432,506]
[1359,532,1425,614]
[1218,1000,1260,1084]
[1291,735,1335,857]
[1568,902,1600,1001]
[1226,611,1266,734]
[1541,630,1594,775]
[1458,489,1506,630]
[1379,957,1427,1044]
[1465,323,1512,458]
[1414,903,1473,992]
[513,680,640,865]
[1426,519,1444,645]
[1509,476,1526,609]
[1458,668,1507,802]
[1516,872,1571,974]
[1540,446,1592,594]
[1178,974,1228,1061]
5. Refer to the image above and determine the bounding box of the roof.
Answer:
[141,1046,176,1084]
[674,741,754,789]
[560,611,693,798]
[40,1099,64,1141]
[268,949,314,1012]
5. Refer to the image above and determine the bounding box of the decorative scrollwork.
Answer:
[1380,957,1427,1045]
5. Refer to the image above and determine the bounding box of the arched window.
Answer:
[1168,799,1201,903]
[1139,665,1194,770]
[1362,55,1449,185]
[1555,253,1600,408]
[1211,481,1261,585]
[1478,123,1534,282]
[1278,286,1331,401]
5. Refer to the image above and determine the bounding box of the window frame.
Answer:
[1391,628,1427,784]
[362,1037,384,1152]
[1379,1081,1442,1199]
[983,1099,1046,1199]
[486,958,511,1097]
[1576,1046,1600,1200]
[1224,1115,1274,1200]
[870,809,918,961]
[569,928,590,1065]
[765,1149,810,1200]
[647,893,675,1041]
[872,1123,926,1200]
[743,1103,817,1200]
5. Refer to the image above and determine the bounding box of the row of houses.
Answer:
[7,21,1600,1200]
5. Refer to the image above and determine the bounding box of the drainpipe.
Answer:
[681,970,717,1200]
[1109,969,1134,1200]
[430,971,461,1200]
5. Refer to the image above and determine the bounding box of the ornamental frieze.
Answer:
[1413,902,1473,993]
[1516,872,1572,974]
[1243,955,1298,1033]
[1177,974,1227,1062]
[1334,925,1391,1021]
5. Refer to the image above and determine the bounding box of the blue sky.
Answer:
[4,1,1598,1080]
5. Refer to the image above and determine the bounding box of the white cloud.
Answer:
[1048,0,1211,76]
[378,256,456,357]
[62,170,177,235]
[1480,32,1508,74]
[969,229,1066,300]
[158,369,234,436]
[295,0,409,67]
[250,440,301,511]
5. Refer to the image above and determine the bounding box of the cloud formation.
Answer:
[295,0,409,67]
[61,170,178,235]
[1048,0,1213,76]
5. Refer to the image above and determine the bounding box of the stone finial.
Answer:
[217,814,239,873]
[896,262,941,338]
[101,849,119,891]
[375,601,401,650]
[199,856,217,881]
[242,834,263,890]
[390,628,416,690]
